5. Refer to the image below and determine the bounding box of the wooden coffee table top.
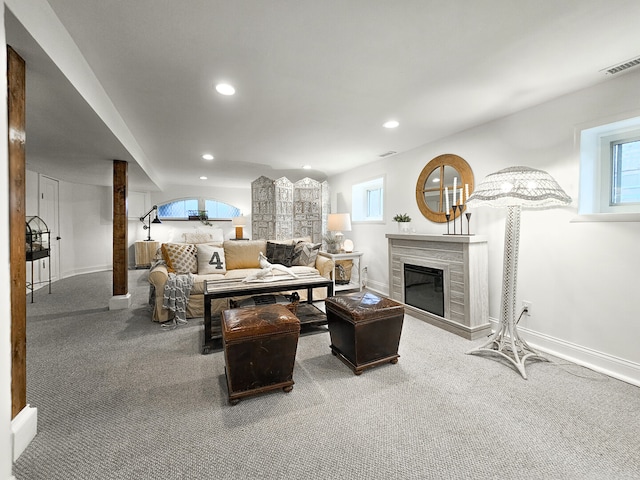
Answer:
[204,272,332,299]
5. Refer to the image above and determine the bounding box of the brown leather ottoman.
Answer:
[221,304,300,405]
[325,292,404,375]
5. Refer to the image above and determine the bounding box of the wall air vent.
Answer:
[379,151,397,158]
[603,56,640,75]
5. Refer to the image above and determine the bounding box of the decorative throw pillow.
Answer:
[224,240,266,269]
[197,244,227,275]
[291,241,321,267]
[161,243,198,274]
[266,241,295,267]
[182,232,214,244]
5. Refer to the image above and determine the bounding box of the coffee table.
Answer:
[202,272,333,354]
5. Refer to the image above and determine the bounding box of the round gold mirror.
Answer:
[416,154,474,223]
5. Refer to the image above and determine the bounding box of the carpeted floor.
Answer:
[13,270,640,479]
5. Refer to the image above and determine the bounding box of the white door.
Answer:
[39,175,60,282]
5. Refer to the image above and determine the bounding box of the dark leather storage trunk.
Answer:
[221,304,300,404]
[325,292,404,375]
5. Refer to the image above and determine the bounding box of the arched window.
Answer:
[157,198,241,220]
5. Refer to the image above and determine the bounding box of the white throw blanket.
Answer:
[162,272,194,328]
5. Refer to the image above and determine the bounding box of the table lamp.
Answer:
[465,166,571,379]
[140,205,162,241]
[232,216,246,239]
[327,213,352,252]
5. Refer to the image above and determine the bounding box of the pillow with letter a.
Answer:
[197,244,227,275]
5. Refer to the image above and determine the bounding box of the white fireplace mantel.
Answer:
[386,233,490,340]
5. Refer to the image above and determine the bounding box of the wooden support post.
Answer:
[8,46,27,418]
[113,160,128,296]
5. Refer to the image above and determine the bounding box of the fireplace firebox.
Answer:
[404,264,444,317]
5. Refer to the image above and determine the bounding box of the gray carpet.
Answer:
[14,270,640,479]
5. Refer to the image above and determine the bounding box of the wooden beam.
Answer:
[113,160,128,295]
[8,46,27,419]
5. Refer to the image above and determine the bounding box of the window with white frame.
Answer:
[352,177,384,222]
[579,115,640,216]
[610,137,640,205]
[157,198,241,219]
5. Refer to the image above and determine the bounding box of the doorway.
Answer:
[39,175,60,283]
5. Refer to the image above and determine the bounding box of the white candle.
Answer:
[445,187,449,212]
[459,188,463,205]
[453,177,457,204]
[465,184,470,202]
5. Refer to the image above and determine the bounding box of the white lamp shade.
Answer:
[232,216,246,226]
[466,166,571,209]
[327,213,352,232]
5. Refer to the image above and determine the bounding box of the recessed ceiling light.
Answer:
[383,120,399,129]
[302,165,311,170]
[200,176,208,180]
[202,154,214,160]
[432,178,440,183]
[215,83,235,95]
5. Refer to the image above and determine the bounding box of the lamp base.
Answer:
[466,321,547,379]
[466,205,546,379]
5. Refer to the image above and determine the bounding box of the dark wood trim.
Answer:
[113,160,128,296]
[8,46,27,419]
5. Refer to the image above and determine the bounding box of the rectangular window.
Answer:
[578,114,640,218]
[611,139,640,205]
[366,187,382,218]
[352,177,384,222]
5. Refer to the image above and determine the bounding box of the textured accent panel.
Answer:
[251,176,329,242]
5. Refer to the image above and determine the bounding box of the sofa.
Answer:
[148,237,334,322]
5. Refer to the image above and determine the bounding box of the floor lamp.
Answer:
[465,166,571,379]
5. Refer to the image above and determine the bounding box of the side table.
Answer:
[318,251,363,292]
[135,240,160,268]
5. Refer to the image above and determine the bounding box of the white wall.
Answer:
[56,180,113,277]
[328,69,640,384]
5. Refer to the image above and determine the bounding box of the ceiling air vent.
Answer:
[379,151,397,158]
[603,56,640,75]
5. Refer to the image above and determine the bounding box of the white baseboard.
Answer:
[489,318,640,386]
[364,279,387,295]
[11,405,37,461]
[61,265,111,279]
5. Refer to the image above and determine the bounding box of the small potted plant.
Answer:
[323,232,340,253]
[393,213,412,233]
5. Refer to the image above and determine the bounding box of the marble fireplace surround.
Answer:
[386,233,490,340]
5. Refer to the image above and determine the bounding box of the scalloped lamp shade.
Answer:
[466,166,571,209]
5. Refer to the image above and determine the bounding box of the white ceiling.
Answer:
[7,0,640,191]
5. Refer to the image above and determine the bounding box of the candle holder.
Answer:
[459,205,464,234]
[445,213,451,234]
[451,205,458,235]
[466,211,472,235]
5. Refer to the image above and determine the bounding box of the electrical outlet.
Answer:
[522,301,532,316]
